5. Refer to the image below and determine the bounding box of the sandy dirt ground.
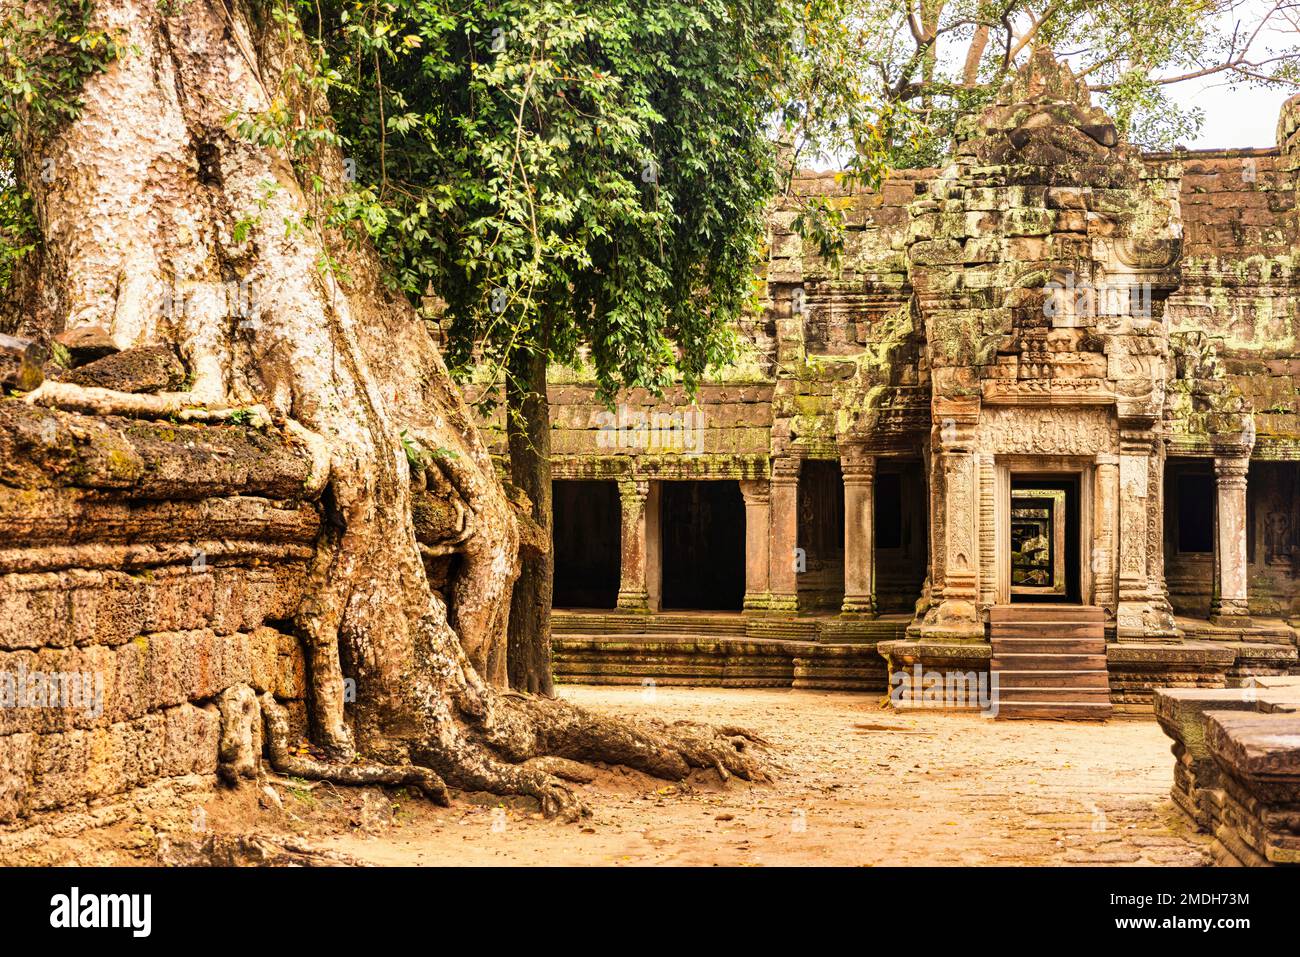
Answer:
[9,685,1211,866]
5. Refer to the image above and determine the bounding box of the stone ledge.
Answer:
[0,401,317,500]
[552,633,887,692]
[1155,680,1300,865]
[1109,641,1241,715]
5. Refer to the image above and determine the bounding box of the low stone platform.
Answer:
[551,611,905,692]
[857,633,1295,716]
[1110,635,1298,715]
[875,639,992,711]
[553,610,1298,712]
[1108,642,1239,716]
[1155,678,1300,866]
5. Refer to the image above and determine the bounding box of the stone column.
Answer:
[767,458,801,614]
[1094,455,1119,612]
[739,479,771,614]
[977,452,997,609]
[1150,440,1175,622]
[616,478,650,611]
[841,448,876,618]
[1116,432,1153,639]
[940,450,979,602]
[921,416,984,641]
[1211,457,1252,626]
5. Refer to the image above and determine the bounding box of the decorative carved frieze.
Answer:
[979,407,1116,456]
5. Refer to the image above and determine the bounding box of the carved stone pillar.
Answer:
[1116,434,1151,638]
[922,416,984,641]
[1094,455,1119,613]
[767,458,801,613]
[1149,440,1175,621]
[977,452,997,610]
[1211,456,1252,626]
[841,447,876,618]
[616,479,650,611]
[1115,429,1179,639]
[739,479,772,614]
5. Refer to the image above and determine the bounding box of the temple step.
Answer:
[991,652,1107,670]
[989,623,1107,641]
[995,669,1110,689]
[990,635,1106,654]
[990,605,1112,720]
[997,686,1112,703]
[991,702,1113,721]
[989,604,1105,624]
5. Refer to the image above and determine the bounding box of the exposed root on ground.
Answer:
[261,695,451,805]
[157,832,370,867]
[409,691,774,821]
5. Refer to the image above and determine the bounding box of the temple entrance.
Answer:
[798,460,845,612]
[660,480,745,611]
[876,460,929,613]
[1008,476,1082,604]
[552,480,621,608]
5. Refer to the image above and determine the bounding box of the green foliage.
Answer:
[793,0,1298,163]
[0,0,120,297]
[0,0,120,137]
[0,181,35,292]
[300,0,797,405]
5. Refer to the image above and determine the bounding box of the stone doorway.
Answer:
[1007,475,1083,605]
[660,480,745,611]
[797,460,845,612]
[552,479,621,608]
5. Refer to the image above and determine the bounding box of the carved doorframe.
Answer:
[993,456,1095,606]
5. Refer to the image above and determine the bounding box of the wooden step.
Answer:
[997,686,1112,703]
[991,653,1107,671]
[991,623,1105,641]
[995,669,1111,689]
[991,636,1105,655]
[989,604,1104,623]
[996,701,1113,721]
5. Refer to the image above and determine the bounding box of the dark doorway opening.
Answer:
[875,460,929,613]
[1176,471,1215,554]
[552,480,620,608]
[1009,475,1081,604]
[798,460,845,612]
[661,480,745,611]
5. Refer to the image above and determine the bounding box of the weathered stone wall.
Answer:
[0,401,317,831]
[1156,679,1300,866]
[1163,145,1299,454]
[1157,110,1300,619]
[517,85,1300,635]
[765,169,929,460]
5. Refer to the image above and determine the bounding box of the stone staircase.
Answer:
[990,604,1112,720]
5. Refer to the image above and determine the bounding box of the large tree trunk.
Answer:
[506,345,555,696]
[4,0,766,817]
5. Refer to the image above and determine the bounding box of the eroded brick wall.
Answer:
[1157,111,1300,618]
[0,402,316,827]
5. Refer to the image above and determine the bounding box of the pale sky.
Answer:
[1163,74,1294,151]
[1095,2,1299,151]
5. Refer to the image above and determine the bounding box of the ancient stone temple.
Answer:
[500,51,1300,715]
